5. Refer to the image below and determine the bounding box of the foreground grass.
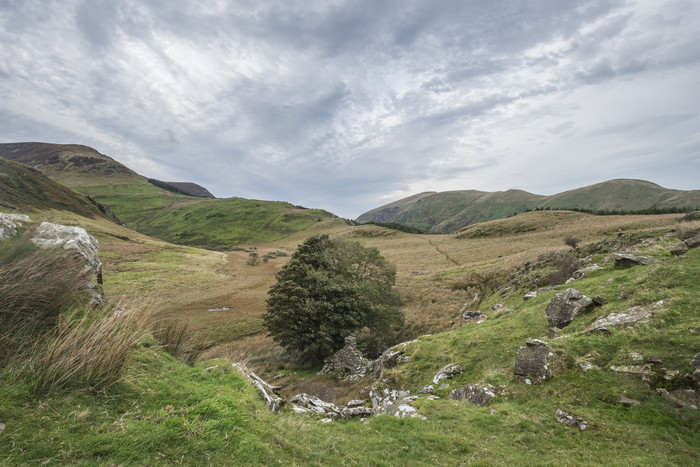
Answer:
[1,247,698,465]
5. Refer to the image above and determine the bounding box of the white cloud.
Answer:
[0,0,698,218]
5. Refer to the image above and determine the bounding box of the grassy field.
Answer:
[1,213,698,464]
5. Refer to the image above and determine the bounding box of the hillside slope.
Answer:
[358,179,700,233]
[0,157,110,220]
[0,142,338,248]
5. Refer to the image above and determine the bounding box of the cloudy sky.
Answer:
[1,0,699,218]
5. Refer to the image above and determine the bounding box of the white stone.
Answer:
[0,212,31,241]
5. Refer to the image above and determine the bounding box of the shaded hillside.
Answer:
[358,179,700,233]
[161,181,215,198]
[0,142,143,186]
[0,157,110,220]
[0,142,337,248]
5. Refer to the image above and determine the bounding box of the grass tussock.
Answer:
[29,305,145,394]
[150,319,202,365]
[0,232,92,366]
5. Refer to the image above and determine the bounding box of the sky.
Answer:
[1,0,699,218]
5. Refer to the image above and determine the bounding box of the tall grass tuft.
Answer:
[29,305,145,394]
[0,232,91,367]
[150,319,202,365]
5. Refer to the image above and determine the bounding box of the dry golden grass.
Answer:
[55,209,683,370]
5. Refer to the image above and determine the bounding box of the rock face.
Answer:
[545,288,594,329]
[613,254,659,267]
[555,410,589,430]
[433,364,464,385]
[320,336,372,380]
[514,338,553,385]
[31,222,102,276]
[448,384,500,407]
[0,212,31,240]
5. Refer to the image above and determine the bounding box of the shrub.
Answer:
[563,236,581,249]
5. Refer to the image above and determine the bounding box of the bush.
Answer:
[563,236,581,249]
[263,235,403,362]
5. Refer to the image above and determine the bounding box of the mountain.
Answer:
[357,179,700,233]
[0,142,338,248]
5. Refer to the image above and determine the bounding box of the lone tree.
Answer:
[263,235,403,362]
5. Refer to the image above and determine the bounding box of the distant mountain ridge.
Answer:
[357,179,700,233]
[0,142,337,248]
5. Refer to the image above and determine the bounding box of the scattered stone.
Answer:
[320,336,372,381]
[565,277,576,284]
[433,364,464,385]
[604,277,616,285]
[319,418,334,424]
[417,385,435,395]
[448,384,503,407]
[547,327,561,338]
[360,418,371,424]
[462,310,487,321]
[373,339,418,380]
[690,353,700,369]
[609,364,653,376]
[438,384,450,390]
[647,355,663,364]
[555,410,589,430]
[490,408,497,415]
[347,400,367,407]
[586,300,669,332]
[619,396,641,407]
[576,361,599,373]
[490,303,503,310]
[572,264,601,279]
[613,253,659,267]
[545,288,597,329]
[523,291,538,301]
[0,422,5,433]
[233,363,284,413]
[657,388,699,410]
[273,373,286,380]
[291,393,374,419]
[630,352,643,362]
[514,338,553,385]
[0,212,31,241]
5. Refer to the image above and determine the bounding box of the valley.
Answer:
[0,145,699,465]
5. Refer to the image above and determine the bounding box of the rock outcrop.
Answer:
[586,300,669,332]
[373,339,417,380]
[0,213,31,241]
[671,229,700,255]
[514,338,553,385]
[545,288,598,329]
[433,364,464,385]
[31,222,102,275]
[613,254,659,267]
[448,384,503,407]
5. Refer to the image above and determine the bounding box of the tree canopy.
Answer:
[262,235,403,361]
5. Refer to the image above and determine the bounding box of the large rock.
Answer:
[373,339,417,380]
[433,364,464,385]
[320,336,372,381]
[671,231,700,255]
[514,338,553,385]
[448,384,501,407]
[31,222,102,276]
[613,254,659,267]
[586,300,668,332]
[545,288,594,328]
[0,212,31,241]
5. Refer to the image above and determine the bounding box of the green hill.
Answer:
[0,142,338,248]
[357,179,700,233]
[0,157,110,220]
